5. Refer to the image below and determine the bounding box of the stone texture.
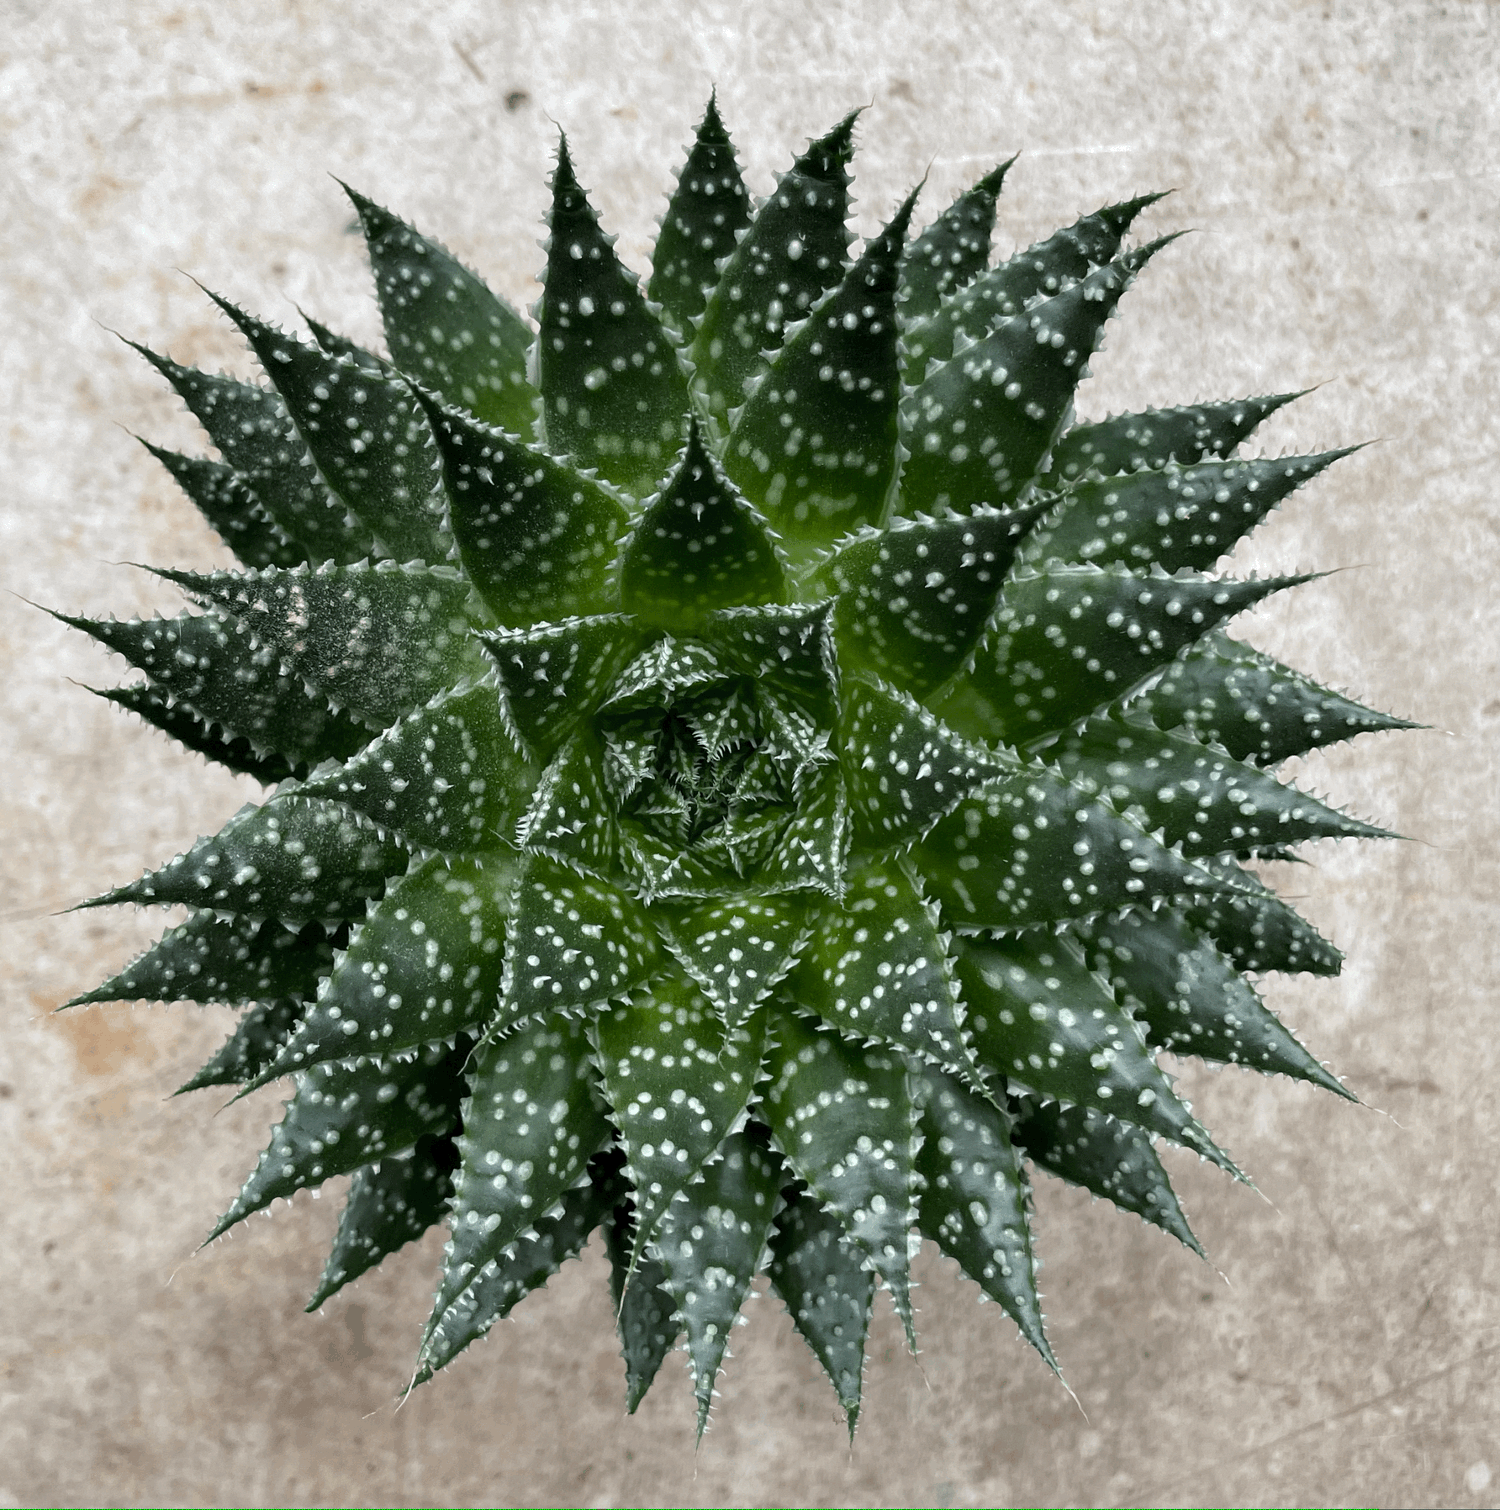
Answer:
[2,2,1497,1506]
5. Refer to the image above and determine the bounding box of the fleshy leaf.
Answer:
[761,1010,919,1336]
[263,850,520,1078]
[1132,631,1418,768]
[651,1127,783,1436]
[307,1133,458,1310]
[345,184,539,436]
[955,931,1236,1170]
[1048,391,1306,482]
[161,562,487,732]
[913,766,1218,930]
[1076,907,1351,1095]
[786,858,977,1080]
[518,730,618,874]
[700,602,840,726]
[619,416,785,628]
[416,391,630,627]
[898,160,1012,324]
[431,1014,609,1321]
[647,93,753,335]
[538,135,690,494]
[913,1065,1052,1365]
[604,1195,680,1412]
[300,312,387,373]
[724,188,917,561]
[305,679,536,853]
[84,795,407,925]
[813,504,1042,694]
[757,761,850,899]
[1184,862,1343,976]
[176,999,306,1094]
[594,974,767,1259]
[691,112,858,426]
[657,893,810,1029]
[934,566,1315,748]
[1010,1096,1202,1255]
[207,1038,467,1240]
[767,1183,875,1438]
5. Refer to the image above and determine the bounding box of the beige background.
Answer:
[3,2,1497,1506]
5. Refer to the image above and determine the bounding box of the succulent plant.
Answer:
[61,98,1408,1437]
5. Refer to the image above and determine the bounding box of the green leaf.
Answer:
[787,858,977,1081]
[650,1127,783,1437]
[594,974,768,1259]
[1023,450,1354,574]
[657,892,810,1029]
[300,311,388,373]
[604,1191,680,1412]
[618,825,727,904]
[415,390,631,626]
[84,794,407,925]
[1010,1096,1202,1255]
[418,1148,620,1385]
[954,931,1236,1171]
[137,438,307,569]
[308,1133,458,1310]
[762,1009,920,1337]
[723,187,917,562]
[537,135,691,494]
[913,1066,1052,1365]
[68,911,334,1009]
[619,416,785,628]
[207,293,452,564]
[345,184,539,436]
[838,677,1003,850]
[766,1183,875,1439]
[305,679,536,853]
[519,730,619,875]
[1131,631,1418,768]
[1184,862,1343,976]
[899,240,1173,515]
[1047,390,1306,483]
[499,854,664,1025]
[481,614,645,760]
[263,850,520,1079]
[813,503,1043,694]
[912,765,1217,930]
[1075,907,1352,1095]
[900,193,1165,386]
[131,341,373,564]
[932,565,1315,748]
[431,1014,608,1321]
[700,601,839,726]
[1048,712,1393,857]
[647,92,753,336]
[898,160,1013,324]
[691,111,858,427]
[757,761,850,899]
[161,561,487,732]
[207,1037,468,1240]
[176,997,306,1094]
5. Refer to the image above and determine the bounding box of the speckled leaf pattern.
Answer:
[301,312,388,373]
[897,161,1011,324]
[605,1198,680,1412]
[176,998,307,1094]
[657,893,809,1028]
[520,730,619,874]
[347,185,539,436]
[756,760,849,898]
[1184,864,1344,976]
[1010,1096,1202,1255]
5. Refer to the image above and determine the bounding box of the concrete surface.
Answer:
[3,2,1497,1505]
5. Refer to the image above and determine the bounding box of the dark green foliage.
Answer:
[898,160,1012,324]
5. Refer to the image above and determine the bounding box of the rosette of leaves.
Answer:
[61,98,1407,1437]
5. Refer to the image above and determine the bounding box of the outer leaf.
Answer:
[84,795,407,925]
[162,562,487,732]
[898,160,1012,324]
[346,184,540,436]
[913,1066,1052,1364]
[657,893,810,1029]
[594,974,767,1259]
[761,1010,920,1336]
[691,112,858,426]
[1185,863,1343,976]
[647,92,753,334]
[519,730,619,875]
[306,679,536,853]
[724,188,917,561]
[301,312,387,373]
[651,1127,783,1436]
[1010,1096,1202,1255]
[604,1195,680,1412]
[263,850,520,1078]
[176,998,306,1094]
[767,1183,875,1438]
[538,136,690,493]
[307,1133,458,1309]
[933,566,1315,748]
[207,1038,467,1240]
[432,1014,609,1321]
[1132,631,1417,768]
[416,391,630,627]
[620,416,785,628]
